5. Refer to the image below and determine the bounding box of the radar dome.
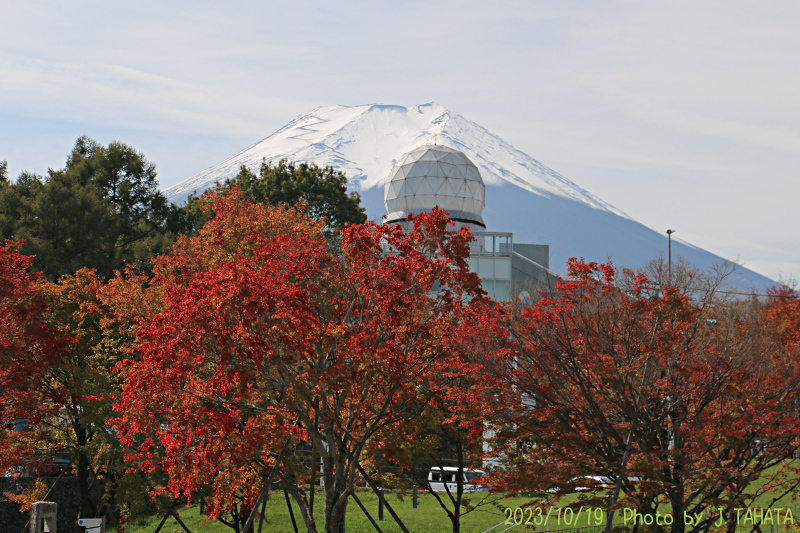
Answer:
[383,145,485,230]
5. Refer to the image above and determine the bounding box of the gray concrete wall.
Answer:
[1,478,86,533]
[511,243,558,296]
[512,243,549,269]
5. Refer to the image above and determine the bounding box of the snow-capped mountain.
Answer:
[164,102,774,290]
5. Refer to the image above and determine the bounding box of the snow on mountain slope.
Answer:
[166,103,620,213]
[164,103,775,290]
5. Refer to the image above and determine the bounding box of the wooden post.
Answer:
[355,463,410,533]
[171,511,192,533]
[153,508,192,533]
[412,484,418,509]
[152,511,171,533]
[378,489,384,521]
[309,439,318,516]
[257,494,267,533]
[241,442,290,533]
[283,488,299,533]
[351,493,384,533]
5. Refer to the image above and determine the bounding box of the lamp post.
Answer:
[666,229,676,284]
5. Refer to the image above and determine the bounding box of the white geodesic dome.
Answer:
[383,145,486,229]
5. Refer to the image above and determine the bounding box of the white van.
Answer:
[427,467,488,493]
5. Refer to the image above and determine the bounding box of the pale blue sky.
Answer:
[2,1,799,281]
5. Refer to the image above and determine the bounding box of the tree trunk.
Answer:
[321,449,352,533]
[323,484,350,533]
[74,422,97,517]
[284,476,320,533]
[669,493,684,533]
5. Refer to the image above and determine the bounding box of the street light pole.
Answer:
[666,229,676,284]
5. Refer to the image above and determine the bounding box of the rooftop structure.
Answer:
[384,145,485,231]
[383,145,555,300]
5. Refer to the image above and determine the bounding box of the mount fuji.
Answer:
[164,102,774,290]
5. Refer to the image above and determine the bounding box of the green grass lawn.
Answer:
[117,489,535,533]
[116,489,632,533]
[117,464,800,532]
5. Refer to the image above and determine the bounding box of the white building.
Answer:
[384,145,555,300]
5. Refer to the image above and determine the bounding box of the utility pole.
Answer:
[666,229,676,284]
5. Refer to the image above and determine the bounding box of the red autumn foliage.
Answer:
[484,259,800,533]
[112,190,488,533]
[34,266,164,522]
[374,305,510,533]
[766,283,800,348]
[0,241,71,474]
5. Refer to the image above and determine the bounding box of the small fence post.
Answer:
[378,489,385,521]
[412,484,418,509]
[30,502,57,533]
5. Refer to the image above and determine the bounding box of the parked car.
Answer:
[574,475,614,491]
[546,475,616,494]
[427,467,488,493]
[751,439,769,457]
[39,448,73,476]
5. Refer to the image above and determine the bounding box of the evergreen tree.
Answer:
[227,159,367,237]
[0,137,176,278]
[0,170,41,243]
[13,171,118,277]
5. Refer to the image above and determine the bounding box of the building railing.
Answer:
[472,232,513,256]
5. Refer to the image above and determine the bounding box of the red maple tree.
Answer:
[376,299,512,533]
[33,266,164,522]
[485,260,800,533]
[113,190,487,533]
[0,241,71,476]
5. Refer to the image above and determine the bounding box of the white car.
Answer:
[427,467,488,493]
[545,475,615,494]
[574,475,614,491]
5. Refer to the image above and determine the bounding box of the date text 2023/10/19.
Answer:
[503,506,797,528]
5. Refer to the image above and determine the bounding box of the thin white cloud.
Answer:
[1,0,799,281]
[0,53,315,138]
